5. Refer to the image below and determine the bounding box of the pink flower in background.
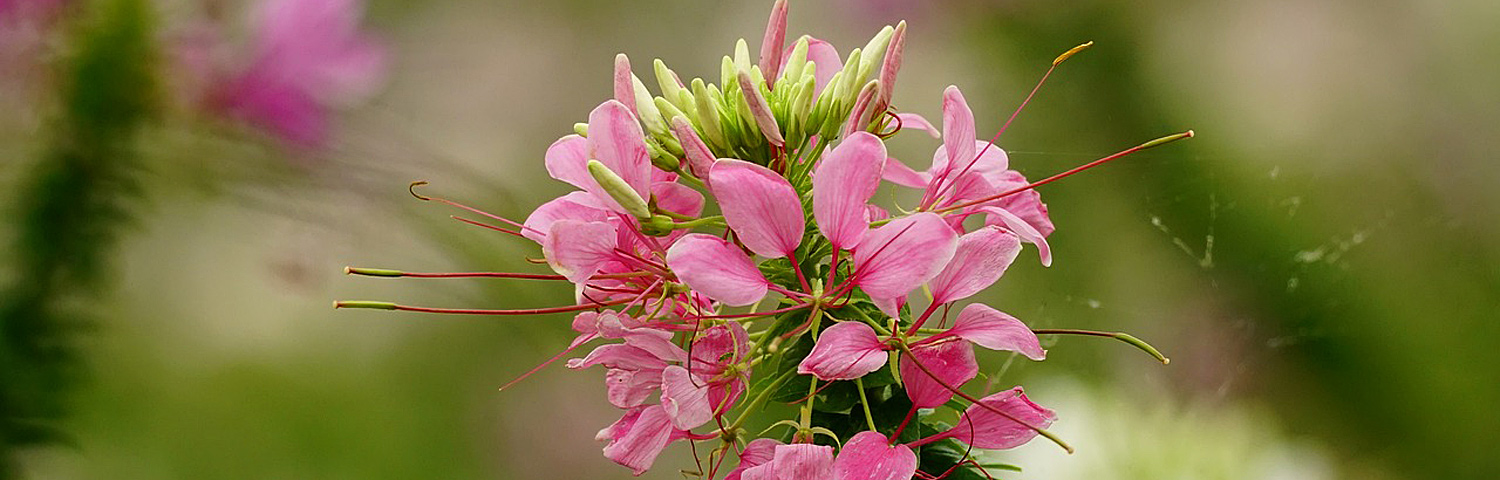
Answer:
[210,0,386,148]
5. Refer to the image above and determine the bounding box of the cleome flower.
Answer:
[339,0,1189,478]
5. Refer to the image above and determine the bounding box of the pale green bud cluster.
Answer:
[585,25,905,171]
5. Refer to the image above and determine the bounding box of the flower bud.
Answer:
[639,214,677,237]
[670,116,715,179]
[588,159,651,219]
[632,74,667,136]
[782,36,810,89]
[613,54,637,116]
[843,79,881,137]
[738,70,784,146]
[758,0,789,84]
[690,78,727,148]
[858,25,895,81]
[573,122,589,136]
[653,58,690,111]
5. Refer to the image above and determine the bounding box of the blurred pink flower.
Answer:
[209,0,386,148]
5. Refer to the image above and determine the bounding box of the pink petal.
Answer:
[830,431,918,480]
[851,212,959,301]
[900,340,979,409]
[670,116,716,179]
[725,438,782,480]
[660,365,714,430]
[813,132,887,250]
[709,159,805,258]
[690,322,752,371]
[939,86,976,177]
[881,157,929,188]
[986,170,1054,237]
[977,206,1053,267]
[802,37,842,96]
[946,303,1045,361]
[758,0,789,83]
[738,72,785,146]
[604,368,663,408]
[588,100,653,203]
[773,443,835,480]
[652,181,705,218]
[797,322,889,381]
[522,191,608,244]
[542,220,618,284]
[567,344,669,371]
[601,405,677,475]
[895,113,940,139]
[928,226,1023,304]
[544,135,594,190]
[945,387,1056,450]
[666,234,770,307]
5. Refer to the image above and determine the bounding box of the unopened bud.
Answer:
[738,70,785,146]
[640,214,677,237]
[613,54,636,116]
[573,123,589,136]
[758,0,789,84]
[843,80,881,137]
[858,25,894,80]
[654,59,690,111]
[875,21,906,109]
[632,74,667,135]
[587,159,651,219]
[691,78,727,147]
[782,36,810,88]
[670,116,715,179]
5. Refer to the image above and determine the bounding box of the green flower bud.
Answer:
[859,25,895,81]
[632,74,667,135]
[639,214,677,237]
[653,59,691,112]
[691,78,727,148]
[574,122,589,136]
[782,36,810,90]
[587,160,650,219]
[738,70,784,146]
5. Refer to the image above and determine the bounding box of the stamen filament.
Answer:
[936,130,1195,214]
[333,298,630,315]
[1032,329,1170,364]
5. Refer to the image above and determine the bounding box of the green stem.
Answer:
[855,377,877,431]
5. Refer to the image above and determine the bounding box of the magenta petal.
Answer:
[977,205,1053,267]
[725,438,782,480]
[797,322,888,381]
[831,431,918,480]
[773,443,835,480]
[666,234,770,307]
[852,212,959,301]
[900,340,979,409]
[946,387,1056,450]
[523,192,608,244]
[660,365,713,430]
[947,303,1045,361]
[652,181,705,218]
[601,405,676,475]
[588,100,653,201]
[813,132,887,250]
[928,226,1023,304]
[881,157,930,188]
[542,220,618,284]
[690,322,752,371]
[709,159,805,258]
[939,86,977,176]
[605,368,662,408]
[568,344,669,371]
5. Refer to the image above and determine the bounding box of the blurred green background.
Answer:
[3,0,1497,479]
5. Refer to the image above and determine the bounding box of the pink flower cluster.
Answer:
[341,1,1187,477]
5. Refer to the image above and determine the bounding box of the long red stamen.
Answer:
[937,130,1195,214]
[925,42,1093,210]
[451,216,523,237]
[497,334,594,392]
[897,343,1074,453]
[334,298,630,316]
